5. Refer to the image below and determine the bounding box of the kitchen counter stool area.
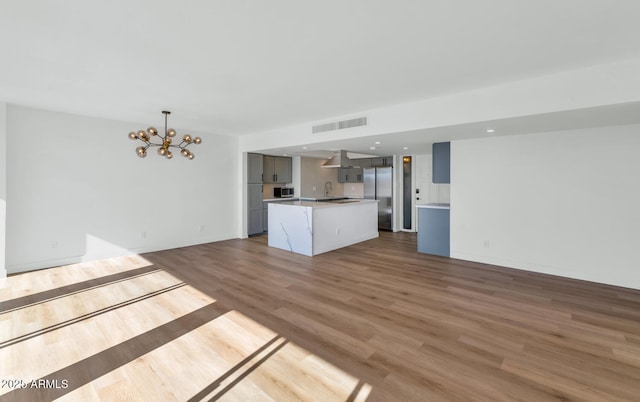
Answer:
[268,200,379,256]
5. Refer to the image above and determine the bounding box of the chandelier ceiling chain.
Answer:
[128,111,201,160]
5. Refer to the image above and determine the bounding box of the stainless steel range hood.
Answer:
[322,150,352,168]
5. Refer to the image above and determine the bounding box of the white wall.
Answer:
[414,154,450,205]
[5,105,240,273]
[239,57,640,153]
[451,125,640,289]
[0,102,6,277]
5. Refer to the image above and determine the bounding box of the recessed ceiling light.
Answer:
[486,129,495,133]
[375,141,381,145]
[283,154,288,156]
[369,146,376,150]
[403,147,408,150]
[302,146,308,150]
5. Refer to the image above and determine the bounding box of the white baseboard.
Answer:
[451,250,640,291]
[7,256,83,274]
[6,233,240,275]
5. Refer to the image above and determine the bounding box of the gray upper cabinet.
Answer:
[338,167,363,183]
[263,156,292,183]
[263,156,276,183]
[352,158,370,169]
[353,168,363,183]
[370,157,392,167]
[432,142,451,183]
[338,168,348,183]
[338,157,391,182]
[248,153,264,183]
[274,156,292,183]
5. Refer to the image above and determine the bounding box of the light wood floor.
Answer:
[2,232,640,401]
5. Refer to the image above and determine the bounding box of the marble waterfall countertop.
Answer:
[268,198,378,256]
[416,203,450,210]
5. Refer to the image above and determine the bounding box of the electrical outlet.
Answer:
[140,231,147,239]
[198,225,205,232]
[313,185,316,192]
[483,240,490,248]
[51,240,59,248]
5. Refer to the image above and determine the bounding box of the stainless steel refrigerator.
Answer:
[364,166,393,230]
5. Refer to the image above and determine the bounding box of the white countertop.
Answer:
[263,197,299,202]
[416,203,450,210]
[300,196,364,201]
[271,199,377,209]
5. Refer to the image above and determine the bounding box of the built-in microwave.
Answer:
[274,187,294,198]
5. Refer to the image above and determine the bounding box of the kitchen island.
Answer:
[268,199,378,256]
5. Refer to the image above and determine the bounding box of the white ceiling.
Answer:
[2,0,640,150]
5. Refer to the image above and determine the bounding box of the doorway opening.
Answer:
[402,156,412,230]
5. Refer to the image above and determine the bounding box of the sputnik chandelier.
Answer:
[128,111,201,159]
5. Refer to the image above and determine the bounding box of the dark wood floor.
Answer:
[142,231,640,401]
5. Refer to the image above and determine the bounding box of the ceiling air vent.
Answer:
[312,116,367,133]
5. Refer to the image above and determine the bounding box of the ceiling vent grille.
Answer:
[312,116,367,133]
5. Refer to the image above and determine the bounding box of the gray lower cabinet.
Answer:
[417,206,450,256]
[248,184,263,235]
[263,202,268,232]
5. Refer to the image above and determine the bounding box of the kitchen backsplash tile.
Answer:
[300,157,344,198]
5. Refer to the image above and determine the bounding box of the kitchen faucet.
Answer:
[324,181,332,196]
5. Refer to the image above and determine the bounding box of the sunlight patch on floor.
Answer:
[1,257,370,401]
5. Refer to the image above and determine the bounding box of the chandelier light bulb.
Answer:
[128,131,137,140]
[147,127,157,136]
[166,151,173,159]
[183,134,192,144]
[194,137,201,144]
[167,128,176,137]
